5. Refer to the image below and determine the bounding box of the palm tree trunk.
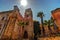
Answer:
[48,22,51,31]
[41,17,45,36]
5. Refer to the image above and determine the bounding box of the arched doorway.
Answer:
[23,31,28,39]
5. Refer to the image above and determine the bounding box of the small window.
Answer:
[23,26,24,28]
[2,17,5,20]
[0,24,2,27]
[26,15,29,17]
[26,21,29,25]
[2,16,7,20]
[0,24,2,30]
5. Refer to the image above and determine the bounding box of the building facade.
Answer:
[51,8,60,33]
[0,6,34,40]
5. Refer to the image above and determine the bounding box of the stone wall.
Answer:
[38,36,60,40]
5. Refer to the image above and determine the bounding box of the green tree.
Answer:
[44,20,51,36]
[33,20,40,40]
[18,21,29,28]
[37,12,45,36]
[48,20,52,33]
[18,21,24,28]
[44,20,48,25]
[44,18,57,35]
[44,20,52,36]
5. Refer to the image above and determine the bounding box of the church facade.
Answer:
[51,8,60,33]
[0,6,34,40]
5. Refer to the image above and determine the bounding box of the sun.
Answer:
[20,0,27,7]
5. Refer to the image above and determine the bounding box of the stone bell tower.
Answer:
[24,8,34,39]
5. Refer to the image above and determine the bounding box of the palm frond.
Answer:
[37,12,44,18]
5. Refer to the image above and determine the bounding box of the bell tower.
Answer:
[24,8,34,39]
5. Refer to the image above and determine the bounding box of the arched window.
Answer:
[2,16,7,21]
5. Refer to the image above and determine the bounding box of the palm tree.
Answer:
[43,20,48,36]
[48,20,52,35]
[47,18,57,36]
[48,20,51,30]
[44,20,52,36]
[37,12,45,36]
[44,20,48,25]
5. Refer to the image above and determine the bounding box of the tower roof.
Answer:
[51,8,60,14]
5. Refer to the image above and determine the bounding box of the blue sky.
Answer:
[0,0,60,22]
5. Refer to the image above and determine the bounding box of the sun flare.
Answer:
[20,0,27,7]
